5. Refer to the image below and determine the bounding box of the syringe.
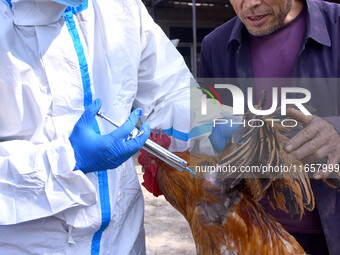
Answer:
[96,112,195,175]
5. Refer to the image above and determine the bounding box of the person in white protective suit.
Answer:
[0,0,235,254]
[0,0,194,254]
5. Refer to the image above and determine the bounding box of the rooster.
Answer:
[138,101,340,255]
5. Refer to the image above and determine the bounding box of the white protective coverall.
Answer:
[0,0,232,254]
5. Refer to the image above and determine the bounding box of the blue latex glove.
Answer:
[209,119,240,153]
[52,0,86,7]
[69,99,150,174]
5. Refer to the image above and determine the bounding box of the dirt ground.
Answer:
[134,155,196,255]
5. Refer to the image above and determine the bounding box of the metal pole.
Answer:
[151,4,155,20]
[192,0,197,78]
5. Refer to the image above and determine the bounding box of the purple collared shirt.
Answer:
[248,7,324,234]
[249,8,307,106]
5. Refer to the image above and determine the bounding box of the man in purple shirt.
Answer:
[199,0,340,254]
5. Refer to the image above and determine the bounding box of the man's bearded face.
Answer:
[230,0,294,36]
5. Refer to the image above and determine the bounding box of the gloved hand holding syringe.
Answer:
[97,111,195,175]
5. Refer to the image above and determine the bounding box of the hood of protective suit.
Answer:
[10,0,67,26]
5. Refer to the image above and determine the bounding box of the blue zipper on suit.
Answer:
[62,3,111,255]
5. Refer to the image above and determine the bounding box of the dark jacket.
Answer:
[199,0,340,254]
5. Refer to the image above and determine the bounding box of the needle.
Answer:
[96,111,195,175]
